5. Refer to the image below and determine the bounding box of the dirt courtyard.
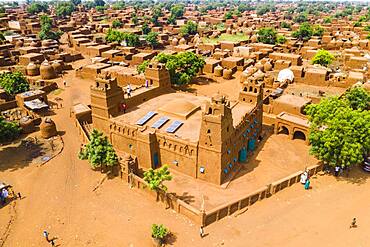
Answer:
[1,59,369,247]
[166,129,318,210]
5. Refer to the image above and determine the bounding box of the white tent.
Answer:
[277,68,294,83]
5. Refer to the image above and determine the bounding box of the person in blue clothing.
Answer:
[304,178,310,190]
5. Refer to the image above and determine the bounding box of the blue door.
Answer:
[248,139,256,151]
[153,152,159,169]
[238,147,247,162]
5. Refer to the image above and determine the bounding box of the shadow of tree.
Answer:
[0,140,45,172]
[334,166,369,185]
[165,232,177,246]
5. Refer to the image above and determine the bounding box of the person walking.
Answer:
[350,218,357,228]
[43,230,50,242]
[199,226,204,238]
[304,178,310,190]
[334,166,340,176]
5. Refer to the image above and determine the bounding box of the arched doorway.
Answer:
[293,130,306,141]
[277,125,289,135]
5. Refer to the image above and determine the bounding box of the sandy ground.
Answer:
[1,61,370,246]
[166,131,318,209]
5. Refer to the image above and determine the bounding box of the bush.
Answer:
[151,224,169,240]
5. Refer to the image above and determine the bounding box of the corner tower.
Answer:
[90,74,123,135]
[197,94,234,185]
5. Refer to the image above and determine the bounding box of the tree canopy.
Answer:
[143,165,172,192]
[39,15,62,40]
[0,71,29,95]
[137,60,150,74]
[344,86,370,111]
[27,2,48,14]
[292,23,324,41]
[105,29,140,47]
[180,21,198,36]
[257,27,277,45]
[305,87,370,168]
[151,224,169,240]
[145,31,159,48]
[55,1,75,17]
[155,51,205,85]
[78,129,118,169]
[141,22,151,35]
[112,19,122,28]
[311,49,335,67]
[0,117,21,143]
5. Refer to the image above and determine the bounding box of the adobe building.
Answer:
[79,62,263,185]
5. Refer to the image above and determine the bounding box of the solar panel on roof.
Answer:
[151,116,169,129]
[166,120,183,133]
[136,111,157,126]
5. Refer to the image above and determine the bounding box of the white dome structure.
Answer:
[277,68,294,83]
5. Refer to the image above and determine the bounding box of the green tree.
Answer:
[78,129,118,170]
[155,51,205,85]
[137,60,150,74]
[344,86,370,111]
[112,1,125,10]
[95,5,106,13]
[354,21,362,27]
[143,165,172,192]
[257,27,277,45]
[281,21,291,29]
[0,71,29,95]
[94,0,105,7]
[312,25,324,36]
[39,15,62,40]
[131,13,138,25]
[105,29,140,47]
[305,97,370,168]
[0,116,21,143]
[276,35,287,44]
[112,19,122,28]
[27,2,48,14]
[141,22,151,35]
[294,13,308,23]
[324,17,332,24]
[145,31,159,48]
[71,0,81,6]
[170,4,184,18]
[151,224,169,243]
[364,25,370,31]
[55,1,75,17]
[180,20,197,36]
[224,11,233,19]
[292,22,313,41]
[311,49,335,67]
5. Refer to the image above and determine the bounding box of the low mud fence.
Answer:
[126,174,204,225]
[203,163,323,226]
